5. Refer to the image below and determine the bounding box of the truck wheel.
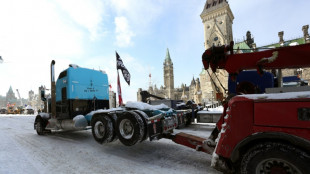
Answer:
[116,111,144,146]
[35,116,49,135]
[91,115,114,144]
[35,117,46,135]
[240,142,310,174]
[133,110,148,142]
[185,112,192,126]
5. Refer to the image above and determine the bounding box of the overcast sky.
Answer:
[0,0,309,102]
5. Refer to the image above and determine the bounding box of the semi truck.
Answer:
[34,61,110,134]
[34,61,187,146]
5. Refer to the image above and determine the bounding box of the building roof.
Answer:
[200,68,206,75]
[7,86,14,94]
[262,37,305,48]
[165,48,172,62]
[191,77,196,86]
[201,0,229,16]
[233,41,252,53]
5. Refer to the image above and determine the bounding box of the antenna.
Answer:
[149,72,152,88]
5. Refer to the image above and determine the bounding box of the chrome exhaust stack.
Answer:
[51,60,56,119]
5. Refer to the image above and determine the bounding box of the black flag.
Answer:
[116,52,131,85]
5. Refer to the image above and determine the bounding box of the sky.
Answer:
[0,0,309,103]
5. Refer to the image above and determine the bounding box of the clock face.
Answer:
[214,37,218,41]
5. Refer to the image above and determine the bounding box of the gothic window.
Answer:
[219,0,223,3]
[207,4,211,9]
[213,1,217,6]
[207,25,210,29]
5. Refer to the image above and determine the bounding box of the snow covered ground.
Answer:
[0,115,220,174]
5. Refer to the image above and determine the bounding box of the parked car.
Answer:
[24,105,35,115]
[25,108,34,114]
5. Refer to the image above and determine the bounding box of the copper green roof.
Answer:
[200,68,206,75]
[262,37,305,48]
[233,41,252,53]
[165,48,171,62]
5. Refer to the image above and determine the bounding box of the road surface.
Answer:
[0,115,220,174]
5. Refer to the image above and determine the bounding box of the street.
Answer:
[0,115,220,174]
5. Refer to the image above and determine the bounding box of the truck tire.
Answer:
[185,112,192,126]
[116,111,145,146]
[91,115,114,144]
[35,116,48,135]
[240,142,310,174]
[132,110,148,142]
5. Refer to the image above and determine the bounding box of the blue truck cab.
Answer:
[228,70,307,95]
[55,65,109,119]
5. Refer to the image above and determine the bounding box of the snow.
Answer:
[240,91,310,100]
[289,42,299,46]
[198,106,224,114]
[69,64,79,68]
[125,101,169,110]
[87,107,124,116]
[176,103,185,107]
[38,112,50,119]
[0,115,220,174]
[99,70,107,74]
[25,105,33,109]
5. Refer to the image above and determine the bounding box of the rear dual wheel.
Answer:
[91,115,115,144]
[116,111,145,146]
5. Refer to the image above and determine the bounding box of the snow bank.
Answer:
[240,91,310,100]
[198,106,224,114]
[126,101,169,110]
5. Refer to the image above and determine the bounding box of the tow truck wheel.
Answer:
[116,112,144,146]
[91,115,114,144]
[240,142,310,174]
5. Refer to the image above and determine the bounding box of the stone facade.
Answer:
[275,26,310,84]
[199,0,233,100]
[137,49,203,104]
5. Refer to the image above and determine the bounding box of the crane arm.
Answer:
[16,89,23,107]
[140,90,164,103]
[202,42,310,77]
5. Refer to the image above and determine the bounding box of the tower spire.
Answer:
[165,48,172,64]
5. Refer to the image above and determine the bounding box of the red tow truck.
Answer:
[169,42,310,173]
